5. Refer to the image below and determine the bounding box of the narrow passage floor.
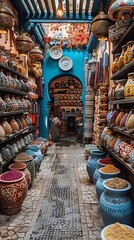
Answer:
[0,138,103,240]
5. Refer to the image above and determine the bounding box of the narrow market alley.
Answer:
[0,138,103,240]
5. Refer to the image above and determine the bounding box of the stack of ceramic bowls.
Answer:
[84,86,94,139]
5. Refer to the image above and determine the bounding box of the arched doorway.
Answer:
[49,75,83,139]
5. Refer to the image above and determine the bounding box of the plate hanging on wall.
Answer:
[58,56,73,71]
[49,46,63,60]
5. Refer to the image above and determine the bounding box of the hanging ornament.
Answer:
[91,11,113,41]
[29,45,44,62]
[15,32,34,56]
[0,0,14,33]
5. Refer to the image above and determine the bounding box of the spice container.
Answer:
[112,54,120,74]
[124,41,134,65]
[124,72,134,98]
[118,45,127,69]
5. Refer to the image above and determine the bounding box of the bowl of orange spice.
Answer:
[99,164,120,178]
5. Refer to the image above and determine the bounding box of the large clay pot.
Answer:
[86,150,105,182]
[0,170,28,215]
[29,44,43,62]
[15,33,34,56]
[9,162,31,188]
[96,167,120,200]
[0,1,14,33]
[99,178,134,226]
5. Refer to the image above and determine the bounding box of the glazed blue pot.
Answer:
[96,168,120,201]
[99,179,134,227]
[86,150,105,182]
[26,144,43,171]
[93,160,107,184]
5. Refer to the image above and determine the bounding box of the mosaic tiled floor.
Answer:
[0,140,103,240]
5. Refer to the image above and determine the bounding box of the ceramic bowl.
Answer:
[49,46,63,60]
[59,56,73,71]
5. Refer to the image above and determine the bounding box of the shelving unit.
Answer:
[0,63,28,80]
[111,60,134,80]
[0,110,28,117]
[108,125,134,139]
[112,22,134,54]
[102,143,134,174]
[109,98,134,105]
[0,86,27,96]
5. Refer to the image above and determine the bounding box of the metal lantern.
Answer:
[91,11,113,41]
[29,45,44,62]
[0,0,14,33]
[15,33,34,56]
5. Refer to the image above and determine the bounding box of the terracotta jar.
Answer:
[0,171,28,215]
[114,79,126,100]
[20,116,27,128]
[9,117,19,133]
[0,124,5,139]
[124,72,134,98]
[118,45,127,69]
[9,162,31,188]
[115,110,125,127]
[1,118,12,136]
[112,54,120,74]
[124,41,134,65]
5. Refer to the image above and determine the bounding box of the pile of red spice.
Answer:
[0,170,23,182]
[99,158,113,164]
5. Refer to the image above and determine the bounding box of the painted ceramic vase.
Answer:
[115,110,125,127]
[118,45,127,69]
[16,97,23,110]
[1,118,12,136]
[86,150,105,182]
[4,94,12,112]
[109,109,119,125]
[113,136,123,153]
[130,149,134,168]
[124,41,134,65]
[112,54,120,74]
[9,118,19,133]
[9,162,31,188]
[124,72,134,98]
[96,168,120,201]
[0,124,5,139]
[0,171,28,215]
[120,111,129,128]
[16,118,23,130]
[99,178,134,226]
[6,72,15,89]
[108,82,117,100]
[117,141,129,156]
[0,68,8,87]
[0,94,6,112]
[10,95,18,111]
[26,144,43,171]
[126,110,134,132]
[114,79,126,100]
[121,144,134,162]
[93,159,109,184]
[109,136,118,149]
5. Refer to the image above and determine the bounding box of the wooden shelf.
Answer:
[111,60,134,80]
[102,143,134,174]
[0,86,27,96]
[0,62,28,80]
[112,22,134,54]
[0,111,28,117]
[0,125,35,146]
[108,125,134,138]
[109,98,134,105]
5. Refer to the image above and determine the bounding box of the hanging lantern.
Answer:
[15,33,34,56]
[91,11,113,41]
[89,50,98,73]
[29,45,44,62]
[0,0,14,33]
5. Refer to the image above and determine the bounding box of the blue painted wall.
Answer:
[39,48,86,138]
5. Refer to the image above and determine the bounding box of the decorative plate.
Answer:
[49,46,63,60]
[58,56,73,71]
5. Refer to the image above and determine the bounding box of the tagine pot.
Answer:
[99,179,134,226]
[86,150,105,182]
[0,170,28,215]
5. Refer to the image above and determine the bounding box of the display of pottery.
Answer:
[124,72,134,98]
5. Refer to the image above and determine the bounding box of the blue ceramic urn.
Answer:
[96,168,120,201]
[86,150,105,182]
[99,178,134,227]
[26,144,43,172]
[93,159,107,184]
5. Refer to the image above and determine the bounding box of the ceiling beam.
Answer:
[73,0,76,16]
[38,0,45,16]
[51,0,56,15]
[79,0,84,16]
[91,0,102,16]
[44,0,51,16]
[66,0,70,16]
[24,0,35,18]
[85,0,90,16]
[32,0,39,16]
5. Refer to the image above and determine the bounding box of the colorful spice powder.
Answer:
[100,164,120,173]
[105,177,128,189]
[0,170,23,181]
[99,158,113,164]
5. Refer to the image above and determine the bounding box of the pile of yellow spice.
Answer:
[100,164,120,173]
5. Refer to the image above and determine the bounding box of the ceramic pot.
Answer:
[0,171,28,215]
[16,118,23,130]
[120,111,129,129]
[15,33,34,56]
[0,124,5,139]
[6,72,15,89]
[112,54,120,74]
[1,146,12,161]
[93,159,108,184]
[121,143,134,162]
[16,97,23,110]
[12,143,18,154]
[20,116,27,128]
[124,41,134,65]
[130,150,134,168]
[9,162,31,188]
[117,141,129,156]
[96,168,120,200]
[16,140,22,151]
[109,109,119,125]
[109,136,118,149]
[115,110,125,127]
[108,24,121,42]
[108,82,117,100]
[9,118,19,133]
[0,68,8,87]
[1,118,12,136]
[13,75,21,91]
[26,144,43,171]
[10,95,18,111]
[113,136,123,153]
[118,45,127,69]
[114,79,126,100]
[0,94,6,112]
[99,178,134,226]
[86,150,105,182]
[126,110,134,132]
[4,94,12,112]
[124,72,134,98]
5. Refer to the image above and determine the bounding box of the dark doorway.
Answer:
[67,117,76,133]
